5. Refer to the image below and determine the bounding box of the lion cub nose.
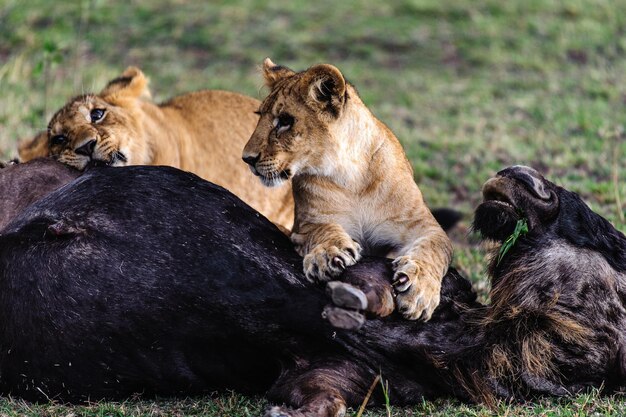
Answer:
[242,154,260,167]
[75,139,97,157]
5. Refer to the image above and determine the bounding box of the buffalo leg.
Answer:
[265,360,373,417]
[323,258,395,330]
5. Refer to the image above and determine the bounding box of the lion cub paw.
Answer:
[303,241,361,282]
[391,256,442,321]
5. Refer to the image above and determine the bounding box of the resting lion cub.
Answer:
[243,59,453,320]
[21,67,294,229]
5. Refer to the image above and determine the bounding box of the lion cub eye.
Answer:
[273,113,294,135]
[50,134,68,146]
[90,108,105,122]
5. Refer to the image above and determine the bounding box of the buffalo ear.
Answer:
[262,58,296,89]
[18,131,50,162]
[301,64,346,118]
[100,66,151,101]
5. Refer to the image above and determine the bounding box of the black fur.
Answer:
[0,158,79,231]
[0,162,477,407]
[431,207,463,232]
[1,161,624,414]
[105,75,133,89]
[468,166,626,402]
[554,190,626,271]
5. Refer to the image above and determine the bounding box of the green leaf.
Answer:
[496,218,529,266]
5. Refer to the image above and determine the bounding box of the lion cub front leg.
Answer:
[291,223,362,282]
[392,229,452,320]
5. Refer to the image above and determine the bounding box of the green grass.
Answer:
[1,0,625,415]
[0,390,624,417]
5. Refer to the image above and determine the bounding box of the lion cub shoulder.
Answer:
[243,59,452,320]
[20,67,293,229]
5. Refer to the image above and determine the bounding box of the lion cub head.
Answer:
[45,67,151,170]
[242,58,349,186]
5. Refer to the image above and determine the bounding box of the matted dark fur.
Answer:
[461,165,626,404]
[0,158,79,231]
[0,162,624,416]
[0,162,476,413]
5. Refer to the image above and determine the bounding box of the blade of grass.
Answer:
[380,376,391,417]
[497,218,528,266]
[355,374,380,417]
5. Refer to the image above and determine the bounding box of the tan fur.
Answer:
[29,67,294,229]
[243,59,453,320]
[17,131,48,162]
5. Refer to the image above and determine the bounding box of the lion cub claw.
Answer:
[392,256,441,321]
[303,241,362,282]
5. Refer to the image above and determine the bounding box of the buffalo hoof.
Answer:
[326,281,368,310]
[322,305,365,330]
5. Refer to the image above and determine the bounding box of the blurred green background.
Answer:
[1,0,625,415]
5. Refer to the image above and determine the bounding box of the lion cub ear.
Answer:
[100,66,151,102]
[18,131,50,162]
[262,58,296,89]
[301,64,346,118]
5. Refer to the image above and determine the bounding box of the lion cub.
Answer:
[243,59,453,320]
[20,67,294,230]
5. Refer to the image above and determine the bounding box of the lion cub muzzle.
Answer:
[242,153,260,175]
[74,139,97,157]
[242,151,291,187]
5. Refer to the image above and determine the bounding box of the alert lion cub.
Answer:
[22,67,293,229]
[243,59,453,320]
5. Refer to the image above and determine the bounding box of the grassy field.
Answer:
[1,0,625,415]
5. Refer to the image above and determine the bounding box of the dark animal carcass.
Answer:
[0,163,475,415]
[0,158,79,230]
[0,162,623,417]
